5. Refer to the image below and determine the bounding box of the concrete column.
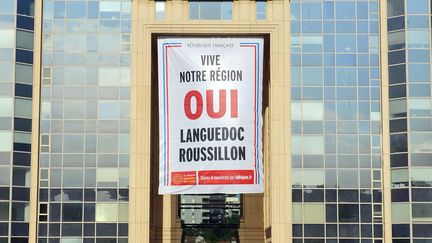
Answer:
[29,0,43,241]
[239,194,265,242]
[379,0,392,241]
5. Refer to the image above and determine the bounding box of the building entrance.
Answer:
[179,194,241,243]
[131,2,292,242]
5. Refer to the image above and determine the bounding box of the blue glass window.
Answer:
[291,21,300,33]
[302,21,322,33]
[13,152,31,166]
[54,2,65,19]
[0,0,15,13]
[189,1,232,20]
[337,87,356,100]
[392,224,410,237]
[387,16,405,31]
[388,50,405,65]
[290,2,300,20]
[291,54,300,67]
[12,188,30,201]
[66,1,86,19]
[409,84,431,97]
[16,15,34,30]
[155,1,165,20]
[97,223,117,236]
[389,84,406,99]
[357,36,369,52]
[62,204,83,222]
[61,223,82,236]
[256,1,266,20]
[304,224,324,237]
[370,20,379,33]
[408,64,430,82]
[406,0,429,14]
[0,15,15,28]
[11,223,29,236]
[388,0,404,17]
[390,153,408,167]
[407,30,430,48]
[16,49,33,64]
[335,2,355,19]
[302,2,322,19]
[100,2,120,19]
[336,68,356,86]
[17,0,35,16]
[324,68,335,86]
[0,188,9,200]
[388,65,406,84]
[14,141,31,152]
[413,224,432,237]
[302,54,322,67]
[189,1,199,19]
[118,224,127,236]
[14,117,32,132]
[336,35,356,53]
[293,224,303,237]
[324,35,334,52]
[302,68,322,86]
[412,189,432,201]
[324,54,334,66]
[390,134,408,153]
[303,87,323,100]
[407,16,429,28]
[84,204,95,221]
[49,204,61,222]
[408,49,430,62]
[357,21,369,33]
[388,30,405,51]
[340,224,359,236]
[84,223,95,236]
[336,21,356,33]
[337,101,357,120]
[324,20,334,33]
[87,1,99,19]
[302,34,323,53]
[323,2,334,19]
[357,2,368,19]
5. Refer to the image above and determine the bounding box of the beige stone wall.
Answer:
[130,0,292,242]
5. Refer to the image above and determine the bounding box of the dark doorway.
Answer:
[179,194,242,243]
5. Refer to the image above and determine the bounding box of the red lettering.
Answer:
[184,89,239,120]
[230,89,238,118]
[206,90,226,119]
[184,90,203,120]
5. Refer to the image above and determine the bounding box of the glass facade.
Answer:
[290,0,383,241]
[387,0,432,241]
[0,0,431,241]
[38,0,131,242]
[189,1,233,20]
[0,0,35,242]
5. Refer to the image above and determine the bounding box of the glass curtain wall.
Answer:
[38,0,131,242]
[0,0,35,242]
[290,0,383,241]
[387,0,432,241]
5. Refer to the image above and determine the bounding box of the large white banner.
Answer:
[158,37,263,194]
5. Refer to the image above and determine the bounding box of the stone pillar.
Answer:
[239,194,265,242]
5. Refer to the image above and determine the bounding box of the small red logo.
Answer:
[171,171,197,185]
